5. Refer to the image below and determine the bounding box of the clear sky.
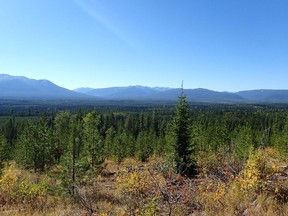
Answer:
[0,0,287,92]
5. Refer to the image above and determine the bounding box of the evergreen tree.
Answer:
[112,131,129,164]
[83,111,105,171]
[60,114,88,193]
[104,126,116,157]
[232,125,254,163]
[16,118,54,172]
[0,135,11,172]
[54,111,72,162]
[274,115,288,155]
[173,87,196,176]
[135,131,153,162]
[190,122,206,153]
[4,117,17,147]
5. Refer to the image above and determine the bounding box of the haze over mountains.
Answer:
[74,86,245,102]
[0,74,89,100]
[1,74,288,103]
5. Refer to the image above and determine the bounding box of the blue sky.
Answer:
[0,0,287,91]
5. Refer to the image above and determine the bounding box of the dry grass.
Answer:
[1,149,288,215]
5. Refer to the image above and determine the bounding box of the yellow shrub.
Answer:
[0,162,21,204]
[197,180,227,211]
[196,148,286,215]
[0,162,52,209]
[117,168,164,215]
[240,150,263,192]
[239,148,282,193]
[117,170,162,197]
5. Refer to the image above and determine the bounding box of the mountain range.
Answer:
[74,86,288,103]
[1,74,288,103]
[0,74,89,100]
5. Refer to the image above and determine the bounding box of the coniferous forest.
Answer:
[0,97,288,215]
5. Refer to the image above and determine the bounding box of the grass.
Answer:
[0,148,288,215]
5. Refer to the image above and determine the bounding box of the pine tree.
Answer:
[83,111,105,171]
[104,126,116,158]
[16,118,54,172]
[233,125,254,163]
[54,111,72,162]
[60,114,87,193]
[135,131,153,162]
[0,135,11,172]
[173,85,196,176]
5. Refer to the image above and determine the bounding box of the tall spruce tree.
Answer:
[173,85,196,176]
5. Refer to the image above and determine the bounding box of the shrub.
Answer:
[196,147,288,215]
[117,166,164,215]
[0,162,56,210]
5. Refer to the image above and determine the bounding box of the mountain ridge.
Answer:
[0,74,92,100]
[73,86,288,103]
[1,74,288,103]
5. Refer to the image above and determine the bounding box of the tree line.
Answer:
[1,97,288,187]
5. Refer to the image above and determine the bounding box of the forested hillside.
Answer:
[0,98,288,215]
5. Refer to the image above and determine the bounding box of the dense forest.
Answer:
[0,97,288,215]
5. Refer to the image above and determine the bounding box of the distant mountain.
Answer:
[76,86,245,102]
[76,86,288,103]
[79,86,171,100]
[237,90,288,103]
[152,88,246,102]
[0,74,91,100]
[2,74,288,103]
[74,87,95,94]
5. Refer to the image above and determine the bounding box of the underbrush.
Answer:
[0,148,287,215]
[196,147,288,215]
[0,162,64,214]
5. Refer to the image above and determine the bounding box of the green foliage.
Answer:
[274,115,288,155]
[104,126,116,157]
[0,162,53,209]
[190,123,207,153]
[3,104,288,180]
[0,136,11,175]
[0,135,11,167]
[3,117,17,146]
[83,111,105,171]
[112,132,129,164]
[135,131,154,162]
[2,103,288,214]
[59,114,88,190]
[15,118,54,172]
[53,111,72,162]
[231,125,254,164]
[58,111,106,195]
[172,91,195,176]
